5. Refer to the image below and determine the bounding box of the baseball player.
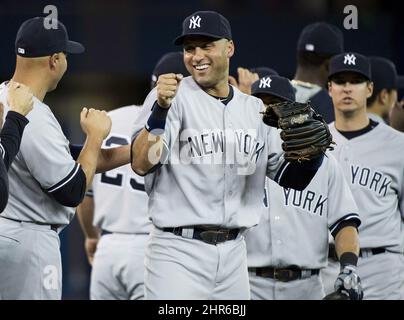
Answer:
[367,57,404,123]
[0,82,33,211]
[327,52,404,299]
[292,22,344,123]
[245,75,362,300]
[131,11,329,299]
[0,17,129,300]
[76,51,189,300]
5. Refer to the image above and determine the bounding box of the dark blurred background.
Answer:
[0,0,402,299]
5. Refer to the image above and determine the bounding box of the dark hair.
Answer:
[367,87,394,107]
[297,51,332,68]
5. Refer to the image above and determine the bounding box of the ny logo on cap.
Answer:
[259,77,272,89]
[17,48,25,55]
[344,54,356,65]
[305,44,315,51]
[189,15,201,29]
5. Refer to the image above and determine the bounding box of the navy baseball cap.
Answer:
[249,67,279,78]
[151,52,190,88]
[297,22,344,56]
[328,52,371,80]
[174,11,232,45]
[370,57,404,92]
[251,76,296,102]
[15,17,85,57]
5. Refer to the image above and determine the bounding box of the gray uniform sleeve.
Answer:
[19,115,79,192]
[326,154,361,234]
[266,128,285,180]
[400,167,404,221]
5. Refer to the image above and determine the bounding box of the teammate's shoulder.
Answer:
[291,79,318,89]
[377,122,404,141]
[108,105,143,117]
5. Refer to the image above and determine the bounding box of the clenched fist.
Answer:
[7,81,34,116]
[80,108,112,140]
[157,73,183,108]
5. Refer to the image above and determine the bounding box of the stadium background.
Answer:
[0,0,402,299]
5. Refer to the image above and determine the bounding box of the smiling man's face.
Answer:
[183,35,234,91]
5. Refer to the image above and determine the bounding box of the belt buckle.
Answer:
[200,230,228,245]
[274,268,298,282]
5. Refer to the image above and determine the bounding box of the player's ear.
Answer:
[379,88,389,105]
[366,81,374,99]
[49,53,59,70]
[327,81,332,94]
[226,40,235,58]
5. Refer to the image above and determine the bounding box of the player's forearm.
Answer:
[77,134,103,190]
[131,128,163,176]
[0,160,9,212]
[335,226,360,258]
[96,145,131,173]
[76,196,99,239]
[0,111,29,170]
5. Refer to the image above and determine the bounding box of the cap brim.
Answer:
[173,33,223,45]
[66,40,85,54]
[328,69,371,81]
[397,76,404,89]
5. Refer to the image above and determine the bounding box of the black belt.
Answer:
[161,226,240,245]
[329,245,386,259]
[249,267,320,282]
[359,248,386,258]
[0,215,60,232]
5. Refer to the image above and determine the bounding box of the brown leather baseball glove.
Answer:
[262,101,335,162]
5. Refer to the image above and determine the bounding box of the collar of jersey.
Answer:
[336,119,379,140]
[208,85,234,106]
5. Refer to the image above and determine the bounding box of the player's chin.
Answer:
[337,104,359,115]
[193,75,215,88]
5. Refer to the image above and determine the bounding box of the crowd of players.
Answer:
[0,10,403,300]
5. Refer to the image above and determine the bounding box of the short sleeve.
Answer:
[19,113,79,192]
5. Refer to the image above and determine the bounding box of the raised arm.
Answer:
[131,73,182,176]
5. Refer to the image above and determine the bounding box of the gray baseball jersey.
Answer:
[291,80,321,103]
[245,152,359,269]
[329,122,404,251]
[91,106,151,234]
[133,76,286,229]
[0,82,77,225]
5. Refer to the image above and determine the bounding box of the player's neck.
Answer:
[11,72,48,102]
[294,67,326,88]
[367,102,386,119]
[203,78,230,98]
[335,109,370,131]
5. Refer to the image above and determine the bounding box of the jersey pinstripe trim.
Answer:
[47,163,81,193]
[274,160,289,184]
[0,142,5,159]
[329,213,361,234]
